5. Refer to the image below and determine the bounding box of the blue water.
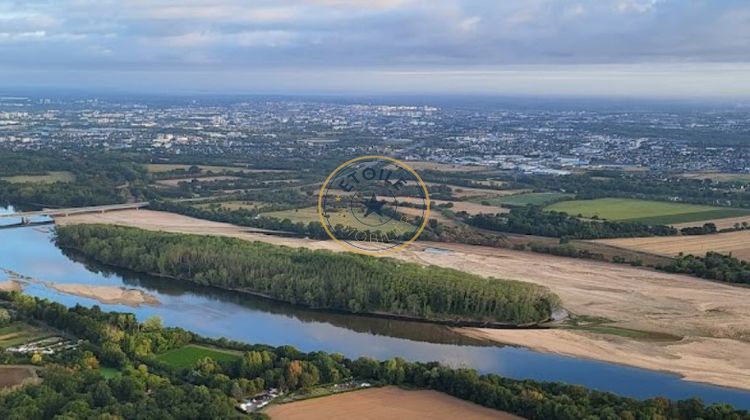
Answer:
[1,214,749,409]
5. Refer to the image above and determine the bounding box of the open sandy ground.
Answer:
[595,229,750,261]
[2,267,159,307]
[50,284,160,307]
[459,329,750,390]
[0,280,22,292]
[56,209,750,390]
[264,386,520,420]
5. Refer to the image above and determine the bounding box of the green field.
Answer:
[0,171,75,184]
[545,198,750,225]
[262,206,416,234]
[155,344,241,369]
[0,322,54,348]
[98,367,122,378]
[478,192,574,207]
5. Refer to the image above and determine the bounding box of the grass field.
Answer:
[265,386,518,420]
[0,322,54,348]
[479,192,574,207]
[545,198,750,224]
[98,367,122,378]
[263,206,416,235]
[0,171,75,184]
[155,344,241,369]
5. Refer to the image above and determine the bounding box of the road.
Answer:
[0,202,149,219]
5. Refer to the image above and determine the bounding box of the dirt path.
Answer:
[55,209,750,390]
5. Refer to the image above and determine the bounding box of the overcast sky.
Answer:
[1,0,749,97]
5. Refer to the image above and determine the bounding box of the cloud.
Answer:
[0,0,749,95]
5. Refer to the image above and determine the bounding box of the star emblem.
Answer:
[362,194,386,218]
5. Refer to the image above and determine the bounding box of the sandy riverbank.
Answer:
[56,209,750,390]
[2,266,159,307]
[0,280,22,292]
[50,284,160,307]
[459,328,750,390]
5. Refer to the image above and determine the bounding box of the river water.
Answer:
[1,208,749,409]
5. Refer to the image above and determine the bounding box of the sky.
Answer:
[1,0,749,97]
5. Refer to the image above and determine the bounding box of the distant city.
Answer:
[2,95,748,174]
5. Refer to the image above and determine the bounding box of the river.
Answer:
[1,208,749,409]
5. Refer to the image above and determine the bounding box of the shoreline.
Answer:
[457,328,750,391]
[1,267,159,307]
[57,245,551,329]
[49,283,160,307]
[54,209,750,391]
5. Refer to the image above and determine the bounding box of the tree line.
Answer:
[659,252,750,285]
[465,205,677,239]
[55,224,560,325]
[1,293,747,420]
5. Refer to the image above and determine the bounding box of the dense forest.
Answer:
[0,151,149,208]
[660,252,750,285]
[1,293,747,420]
[465,205,677,239]
[55,224,560,325]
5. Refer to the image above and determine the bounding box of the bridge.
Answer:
[0,202,149,224]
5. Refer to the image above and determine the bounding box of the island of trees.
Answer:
[1,292,746,420]
[55,224,560,326]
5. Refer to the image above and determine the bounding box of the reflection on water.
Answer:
[1,219,749,408]
[63,250,493,347]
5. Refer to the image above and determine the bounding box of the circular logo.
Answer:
[318,156,430,255]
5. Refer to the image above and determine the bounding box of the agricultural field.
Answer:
[595,229,750,261]
[0,171,75,184]
[386,196,508,216]
[262,206,416,235]
[154,176,242,187]
[403,161,489,172]
[146,163,289,174]
[264,386,518,420]
[680,172,750,183]
[0,365,40,390]
[479,192,574,207]
[155,344,241,369]
[672,215,750,230]
[194,200,269,211]
[0,322,55,349]
[546,198,750,225]
[425,183,523,199]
